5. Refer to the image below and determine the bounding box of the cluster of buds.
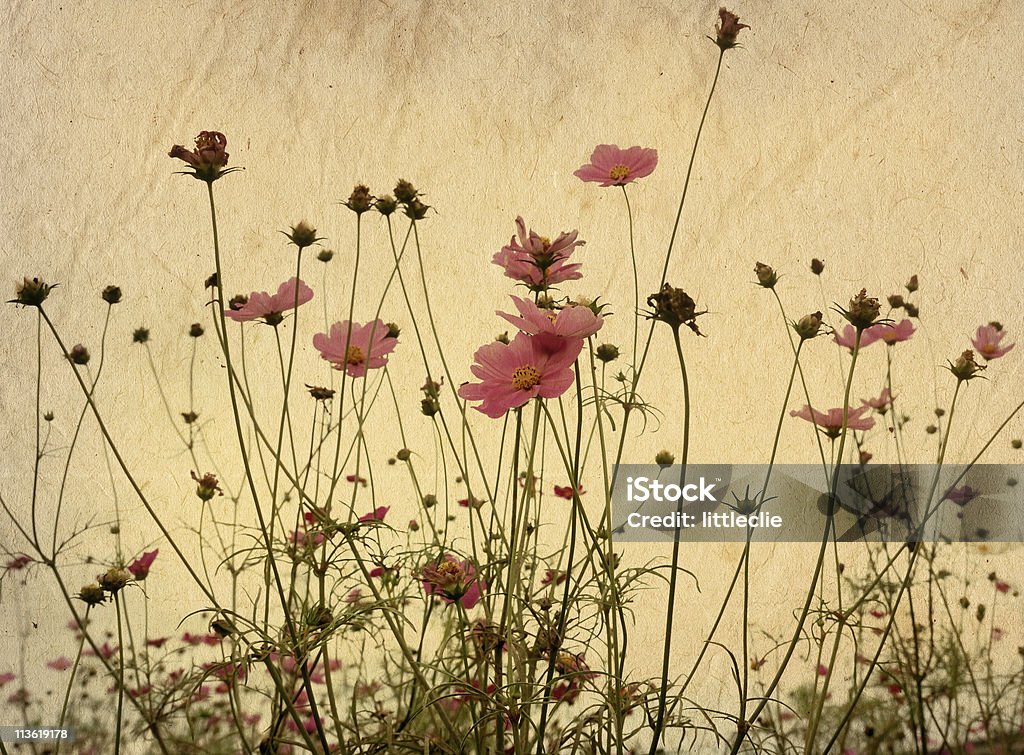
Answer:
[646,283,706,335]
[168,131,232,183]
[887,274,921,317]
[948,350,985,382]
[393,179,429,220]
[421,376,442,416]
[191,470,224,502]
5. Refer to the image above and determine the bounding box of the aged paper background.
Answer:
[2,0,1024,744]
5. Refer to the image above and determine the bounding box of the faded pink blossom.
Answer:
[861,388,894,414]
[182,632,220,647]
[0,672,15,687]
[996,580,1011,594]
[943,485,981,506]
[492,216,585,290]
[5,554,31,570]
[313,320,397,377]
[790,405,875,438]
[225,278,314,324]
[345,588,364,604]
[358,506,389,523]
[168,131,230,181]
[833,324,880,351]
[972,323,1015,360]
[872,318,916,345]
[498,295,603,352]
[47,657,73,671]
[458,332,581,419]
[553,484,585,500]
[421,554,486,609]
[573,144,658,187]
[127,549,159,581]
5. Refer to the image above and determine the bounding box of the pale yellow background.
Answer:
[2,0,1024,747]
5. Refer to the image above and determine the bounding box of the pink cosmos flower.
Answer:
[790,405,875,438]
[313,320,397,377]
[127,549,159,581]
[833,324,880,351]
[421,554,486,609]
[458,332,581,419]
[491,216,585,290]
[861,388,894,414]
[225,278,314,324]
[573,144,658,187]
[971,323,1015,360]
[498,296,603,353]
[943,485,981,506]
[995,581,1011,594]
[47,657,73,671]
[168,131,230,182]
[872,318,916,345]
[358,506,389,523]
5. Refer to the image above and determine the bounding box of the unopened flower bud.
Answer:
[904,303,920,318]
[887,294,905,308]
[385,322,401,339]
[78,584,107,606]
[959,596,970,609]
[189,323,204,338]
[496,331,510,344]
[344,184,374,214]
[43,411,54,422]
[810,258,825,276]
[714,7,749,50]
[925,424,937,434]
[1012,439,1022,450]
[101,285,122,305]
[191,470,223,502]
[793,311,823,340]
[404,198,429,220]
[285,221,319,249]
[68,344,91,365]
[646,283,705,335]
[905,275,919,293]
[394,179,418,204]
[409,519,419,532]
[843,289,881,330]
[132,327,150,344]
[948,350,984,382]
[317,249,334,263]
[98,567,131,594]
[228,294,248,311]
[396,448,411,462]
[754,262,778,288]
[422,493,437,509]
[596,343,620,362]
[375,195,398,216]
[11,277,55,307]
[655,450,675,466]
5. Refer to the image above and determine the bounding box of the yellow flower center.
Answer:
[511,365,541,391]
[609,164,631,181]
[538,236,551,250]
[437,561,461,579]
[346,345,366,365]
